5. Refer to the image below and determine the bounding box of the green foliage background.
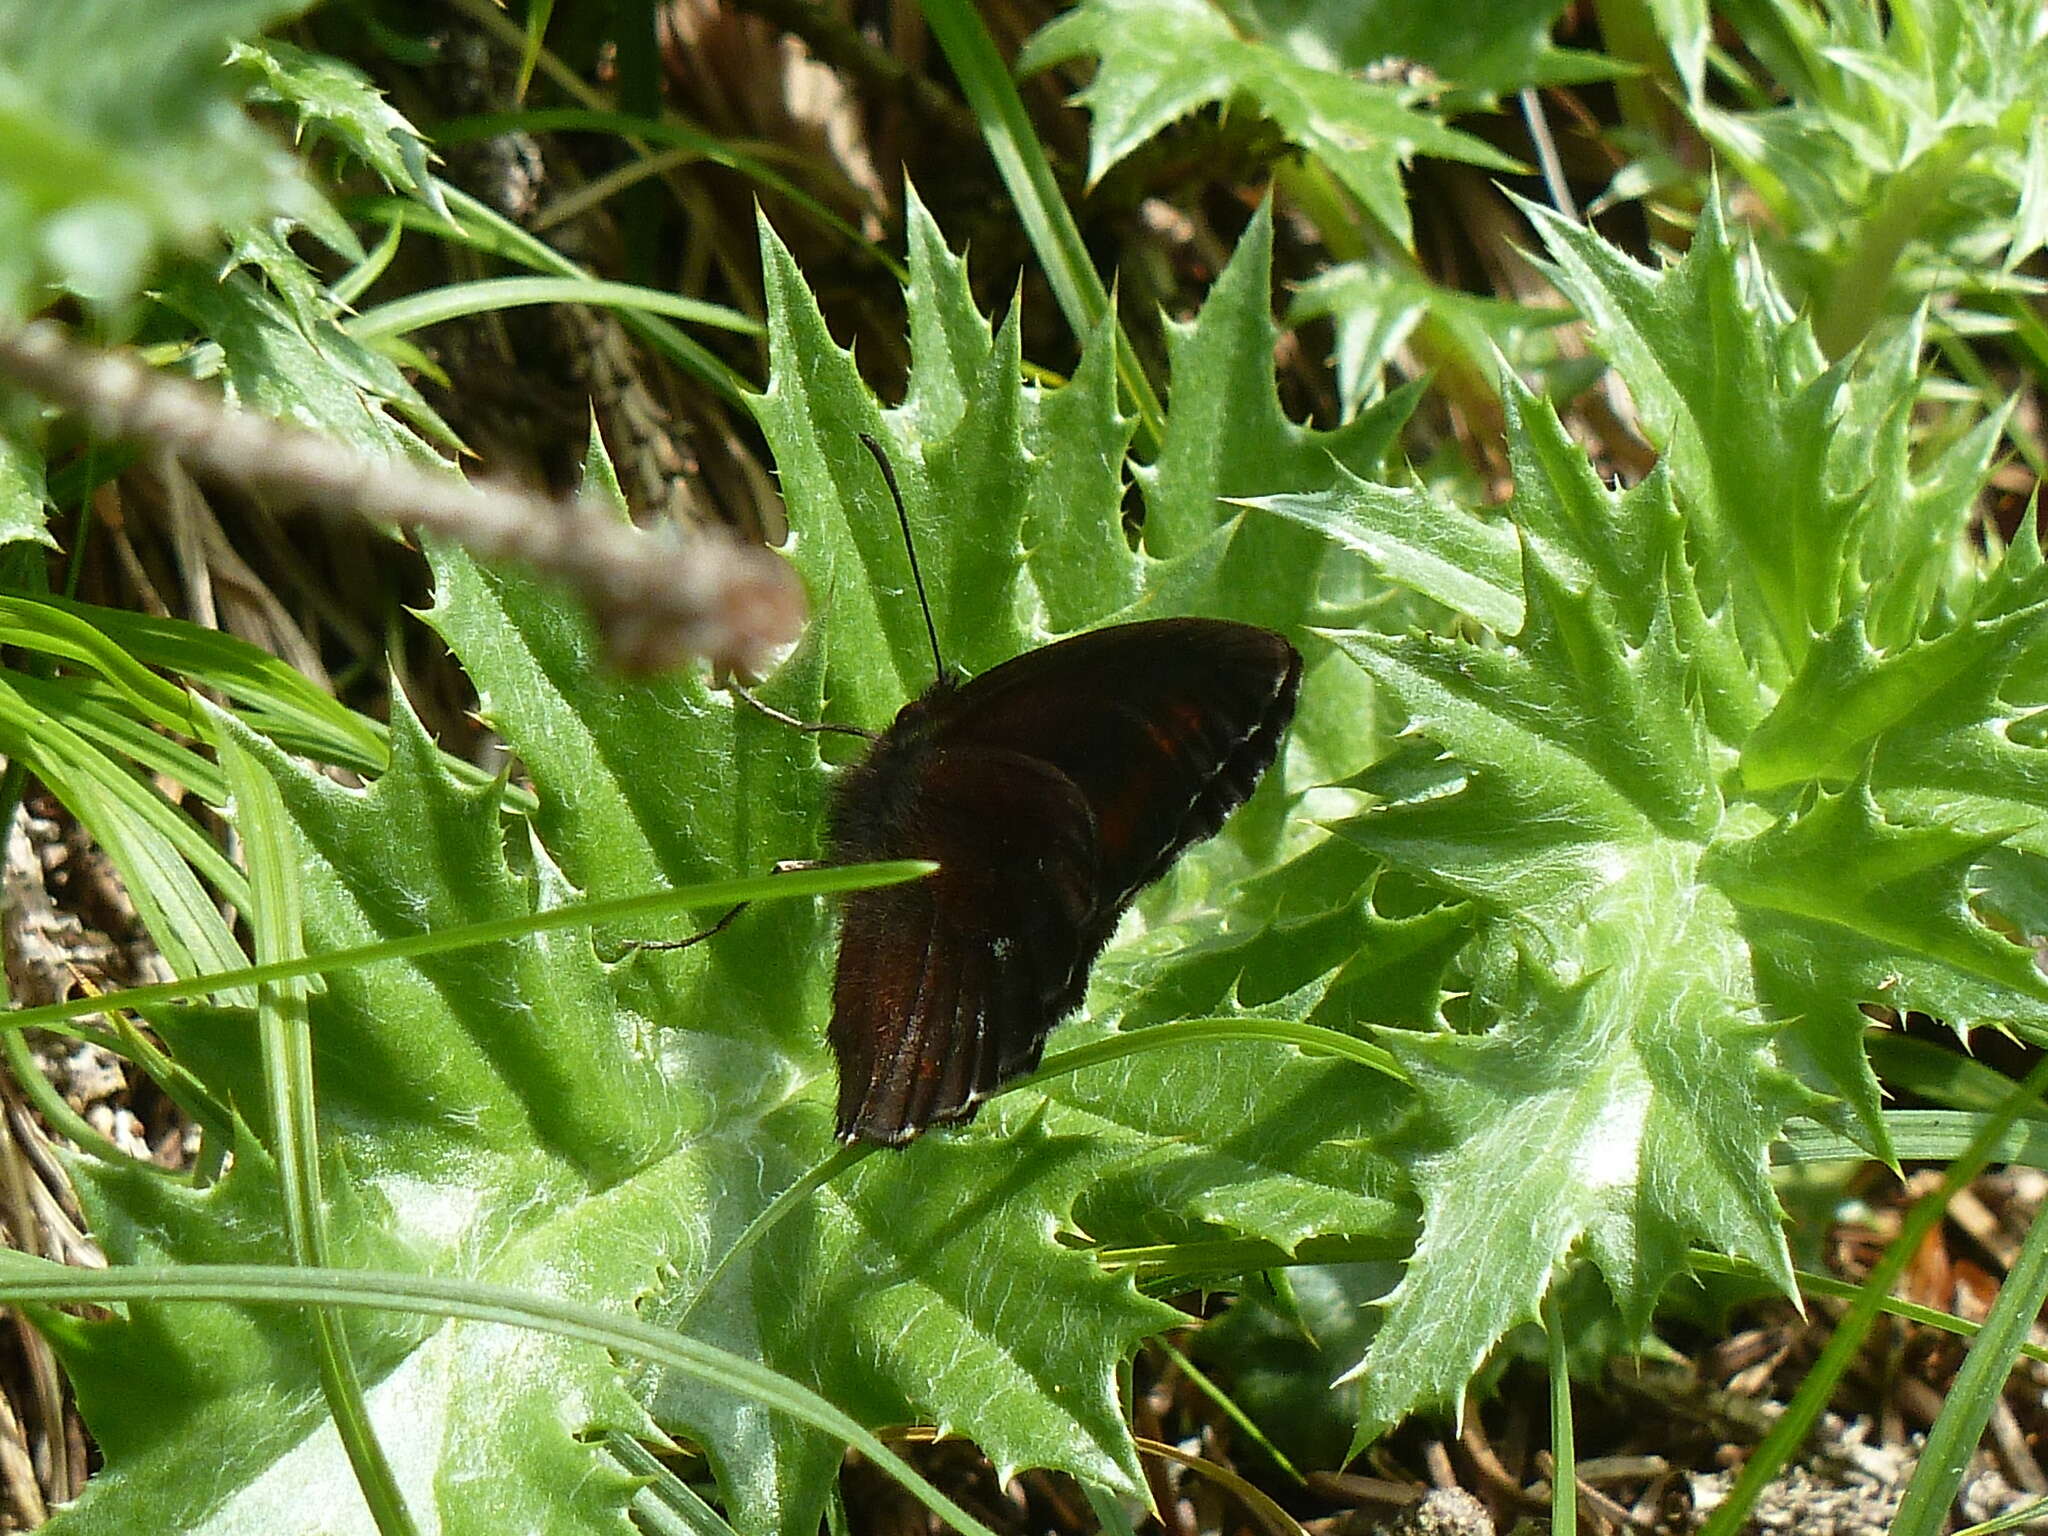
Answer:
[0,1,2045,1533]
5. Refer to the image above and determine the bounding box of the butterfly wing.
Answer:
[826,618,1302,1145]
[939,619,1303,916]
[829,744,1099,1143]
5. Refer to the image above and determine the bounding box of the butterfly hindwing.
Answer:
[829,744,1098,1143]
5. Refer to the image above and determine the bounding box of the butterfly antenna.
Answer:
[859,432,946,681]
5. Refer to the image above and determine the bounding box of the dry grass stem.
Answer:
[0,321,806,676]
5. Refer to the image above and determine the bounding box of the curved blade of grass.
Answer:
[1130,1434,1306,1536]
[1891,1164,2048,1532]
[0,686,250,988]
[28,593,386,771]
[0,1253,1001,1536]
[0,677,242,900]
[9,672,228,803]
[917,0,1165,452]
[103,997,245,1149]
[668,1142,868,1330]
[19,595,532,808]
[362,181,752,407]
[21,662,528,821]
[6,592,436,815]
[1957,1495,2048,1534]
[1698,1058,2048,1536]
[1776,1112,2048,1167]
[0,862,935,1035]
[514,0,553,101]
[606,1432,741,1536]
[1098,1234,1415,1290]
[215,723,413,1536]
[1152,1336,1304,1487]
[346,275,762,345]
[529,145,706,238]
[0,595,201,734]
[1026,1016,1408,1089]
[438,0,894,281]
[437,108,900,282]
[0,1027,121,1161]
[333,217,406,308]
[1868,1033,2048,1122]
[1778,1268,2048,1369]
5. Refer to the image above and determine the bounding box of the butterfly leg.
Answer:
[727,682,876,740]
[614,859,825,955]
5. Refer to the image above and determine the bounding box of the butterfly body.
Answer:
[826,617,1302,1145]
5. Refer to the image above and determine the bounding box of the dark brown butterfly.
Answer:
[825,616,1302,1145]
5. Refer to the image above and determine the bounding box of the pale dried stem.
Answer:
[0,321,806,675]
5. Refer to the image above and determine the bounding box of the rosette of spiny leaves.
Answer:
[1258,195,2047,1439]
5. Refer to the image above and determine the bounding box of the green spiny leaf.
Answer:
[1329,521,1723,896]
[1742,569,2048,793]
[46,699,652,1535]
[1137,202,1413,599]
[1224,0,1610,94]
[1269,185,2033,1453]
[1018,0,1518,248]
[0,424,52,549]
[1522,195,1854,681]
[1505,391,1761,747]
[225,39,424,197]
[1351,876,1806,1441]
[1246,470,1524,638]
[1024,308,1140,628]
[1707,781,2048,1036]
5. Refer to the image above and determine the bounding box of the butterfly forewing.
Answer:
[935,620,1302,905]
[826,618,1302,1145]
